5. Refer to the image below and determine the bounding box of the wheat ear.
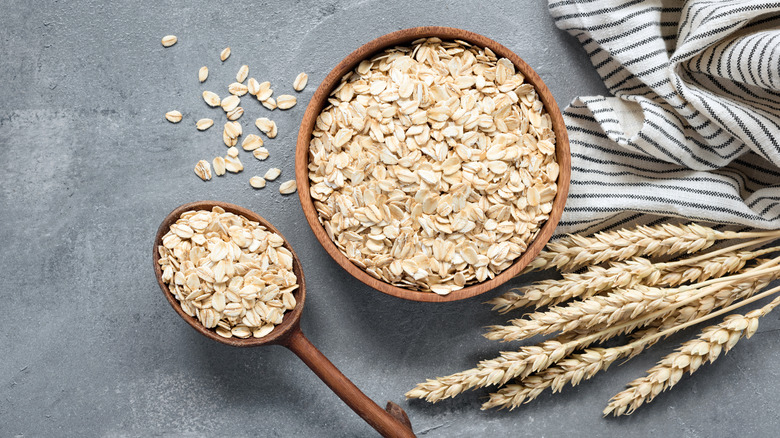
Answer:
[484,284,780,411]
[481,345,634,410]
[410,270,771,404]
[628,264,780,352]
[604,289,780,416]
[492,242,779,314]
[408,302,668,404]
[490,258,658,312]
[659,244,779,286]
[525,223,780,273]
[485,263,780,342]
[410,277,731,405]
[404,335,578,403]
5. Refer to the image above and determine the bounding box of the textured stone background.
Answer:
[2,1,779,436]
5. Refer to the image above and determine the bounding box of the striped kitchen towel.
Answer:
[548,0,780,234]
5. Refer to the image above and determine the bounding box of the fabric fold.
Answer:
[548,0,780,234]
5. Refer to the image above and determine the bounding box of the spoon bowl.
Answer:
[153,200,306,347]
[153,201,415,437]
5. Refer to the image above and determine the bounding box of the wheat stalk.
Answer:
[405,335,578,403]
[410,273,777,404]
[411,261,780,403]
[490,258,658,312]
[662,236,778,268]
[483,284,780,411]
[659,244,779,286]
[410,223,780,414]
[411,278,721,404]
[486,284,671,342]
[604,290,780,416]
[481,346,630,410]
[482,345,634,410]
[525,223,780,273]
[408,305,666,403]
[628,264,780,353]
[485,263,780,342]
[490,243,779,314]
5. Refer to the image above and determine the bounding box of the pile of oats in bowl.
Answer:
[307,38,559,295]
[158,206,299,338]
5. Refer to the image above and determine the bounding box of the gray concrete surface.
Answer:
[2,1,779,437]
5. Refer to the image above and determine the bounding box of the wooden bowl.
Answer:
[295,26,570,302]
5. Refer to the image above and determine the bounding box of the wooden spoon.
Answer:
[153,201,415,438]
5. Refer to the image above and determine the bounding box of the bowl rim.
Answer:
[294,26,570,302]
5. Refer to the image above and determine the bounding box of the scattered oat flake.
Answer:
[194,160,212,181]
[161,35,177,47]
[242,134,263,151]
[293,72,308,91]
[236,65,249,83]
[165,110,182,123]
[224,121,242,139]
[249,176,266,189]
[223,129,237,147]
[255,118,277,138]
[264,168,281,181]
[225,155,243,173]
[202,91,221,107]
[279,180,297,195]
[247,78,260,95]
[261,98,277,111]
[277,95,297,110]
[227,107,244,121]
[227,146,239,158]
[229,82,248,96]
[256,81,272,100]
[255,118,273,133]
[221,95,240,112]
[212,156,226,176]
[220,47,231,61]
[253,147,269,160]
[196,118,214,131]
[199,66,208,83]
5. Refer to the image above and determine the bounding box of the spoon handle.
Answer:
[285,329,416,438]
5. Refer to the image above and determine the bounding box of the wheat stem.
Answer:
[629,263,780,351]
[637,284,780,346]
[540,259,778,346]
[482,345,634,410]
[413,223,780,412]
[604,289,780,416]
[411,271,780,405]
[490,258,657,312]
[663,236,778,269]
[492,243,780,314]
[483,283,780,411]
[404,335,580,403]
[719,230,780,239]
[526,224,780,273]
[486,261,780,342]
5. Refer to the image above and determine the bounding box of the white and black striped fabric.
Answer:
[548,0,780,234]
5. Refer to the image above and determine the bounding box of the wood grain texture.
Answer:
[295,27,571,302]
[153,201,415,437]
